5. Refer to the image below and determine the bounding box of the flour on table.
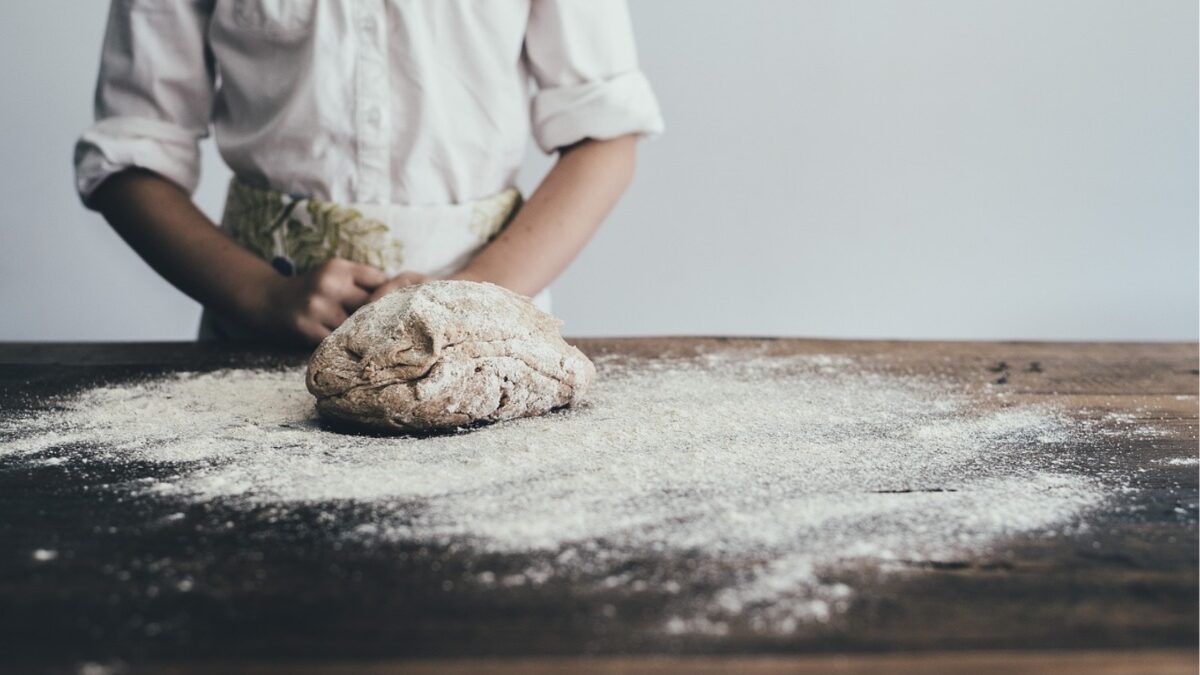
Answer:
[1161,456,1199,466]
[1,350,1108,634]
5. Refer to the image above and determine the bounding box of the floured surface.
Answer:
[0,351,1136,633]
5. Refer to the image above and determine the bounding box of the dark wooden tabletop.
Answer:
[0,339,1196,675]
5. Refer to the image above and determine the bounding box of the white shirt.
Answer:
[75,0,664,207]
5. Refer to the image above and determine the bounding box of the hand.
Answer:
[442,267,487,284]
[366,271,430,304]
[244,258,387,345]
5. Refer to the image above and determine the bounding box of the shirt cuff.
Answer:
[530,70,665,154]
[74,116,205,207]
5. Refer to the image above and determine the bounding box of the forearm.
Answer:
[455,135,638,297]
[90,170,277,319]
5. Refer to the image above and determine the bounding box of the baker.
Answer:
[75,1,663,345]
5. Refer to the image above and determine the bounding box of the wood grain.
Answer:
[135,649,1197,675]
[0,339,1195,674]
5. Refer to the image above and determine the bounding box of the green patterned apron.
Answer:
[200,180,540,340]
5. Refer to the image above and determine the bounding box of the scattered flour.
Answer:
[1,351,1108,633]
[1161,456,1199,466]
[1099,410,1174,439]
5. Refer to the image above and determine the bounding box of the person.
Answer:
[74,1,663,345]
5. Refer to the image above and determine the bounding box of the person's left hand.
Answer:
[367,271,430,303]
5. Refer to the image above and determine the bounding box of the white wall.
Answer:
[1,0,1196,341]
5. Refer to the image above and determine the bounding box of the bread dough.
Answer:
[306,281,595,433]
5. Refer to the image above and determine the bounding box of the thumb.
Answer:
[367,272,429,303]
[348,262,388,291]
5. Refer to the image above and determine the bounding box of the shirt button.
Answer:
[366,109,381,127]
[361,17,377,33]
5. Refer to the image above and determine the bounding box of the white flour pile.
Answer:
[1,351,1109,633]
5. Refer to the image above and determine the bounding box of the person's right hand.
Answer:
[246,258,387,345]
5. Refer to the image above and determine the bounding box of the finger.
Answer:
[312,265,370,306]
[337,284,372,314]
[317,302,350,331]
[366,273,425,303]
[296,318,332,346]
[367,279,405,304]
[305,294,349,330]
[348,262,388,291]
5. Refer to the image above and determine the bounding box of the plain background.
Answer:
[0,0,1195,341]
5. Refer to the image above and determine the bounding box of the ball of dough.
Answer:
[306,281,595,433]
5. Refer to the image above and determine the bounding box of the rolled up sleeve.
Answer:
[74,0,216,206]
[524,0,664,154]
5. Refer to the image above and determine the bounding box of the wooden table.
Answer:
[1,339,1196,675]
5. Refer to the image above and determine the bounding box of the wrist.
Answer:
[444,266,490,284]
[230,266,284,325]
[446,265,545,298]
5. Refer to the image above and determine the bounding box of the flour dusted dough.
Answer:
[306,281,595,432]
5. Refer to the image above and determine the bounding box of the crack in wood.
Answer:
[897,559,1016,571]
[871,488,960,494]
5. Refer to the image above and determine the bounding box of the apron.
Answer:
[199,180,550,340]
